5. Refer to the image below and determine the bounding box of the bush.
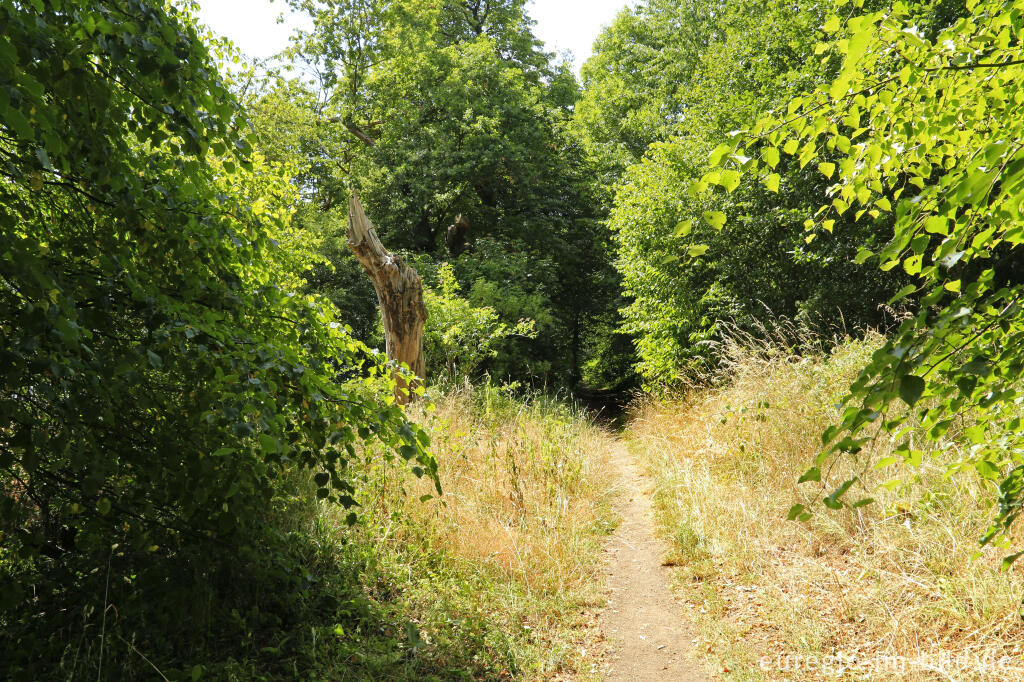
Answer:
[423,264,536,381]
[0,3,432,677]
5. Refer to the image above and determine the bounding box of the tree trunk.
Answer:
[346,194,427,404]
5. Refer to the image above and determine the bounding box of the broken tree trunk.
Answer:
[346,194,427,404]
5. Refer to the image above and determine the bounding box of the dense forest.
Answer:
[5,0,1024,679]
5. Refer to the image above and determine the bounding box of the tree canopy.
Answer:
[724,0,1024,551]
[578,0,920,383]
[249,0,627,387]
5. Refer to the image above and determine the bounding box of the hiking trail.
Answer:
[596,441,710,681]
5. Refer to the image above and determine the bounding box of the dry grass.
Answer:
[407,384,616,593]
[628,333,1024,680]
[319,382,618,679]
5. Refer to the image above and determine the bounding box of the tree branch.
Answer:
[321,116,377,147]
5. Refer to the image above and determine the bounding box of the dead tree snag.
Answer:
[346,194,427,404]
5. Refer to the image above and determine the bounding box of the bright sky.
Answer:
[194,0,634,73]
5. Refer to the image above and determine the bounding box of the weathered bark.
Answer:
[346,194,427,404]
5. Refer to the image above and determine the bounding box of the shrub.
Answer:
[423,264,536,381]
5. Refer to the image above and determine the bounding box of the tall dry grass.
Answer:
[315,382,618,679]
[414,384,616,589]
[629,332,1024,680]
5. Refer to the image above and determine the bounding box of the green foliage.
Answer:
[585,0,917,384]
[572,0,721,180]
[423,263,536,379]
[0,384,611,680]
[711,0,1024,550]
[0,0,436,674]
[248,0,628,387]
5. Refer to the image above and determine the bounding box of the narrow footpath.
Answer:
[598,442,709,681]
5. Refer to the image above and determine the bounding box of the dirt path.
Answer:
[597,442,709,682]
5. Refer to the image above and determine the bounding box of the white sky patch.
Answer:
[526,0,635,71]
[194,0,311,60]
[194,0,634,73]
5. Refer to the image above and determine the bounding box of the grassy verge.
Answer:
[238,382,616,681]
[17,385,616,681]
[627,335,1024,681]
[312,382,618,680]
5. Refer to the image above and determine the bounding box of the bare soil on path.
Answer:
[597,441,710,682]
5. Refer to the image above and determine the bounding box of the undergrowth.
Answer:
[2,384,615,681]
[628,332,1024,680]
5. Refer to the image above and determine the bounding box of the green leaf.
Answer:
[232,422,254,438]
[708,142,733,167]
[898,375,925,406]
[798,467,821,483]
[719,169,741,192]
[823,15,841,33]
[701,170,721,186]
[688,244,709,257]
[673,220,693,237]
[829,77,850,99]
[823,478,856,509]
[818,162,836,179]
[845,26,872,67]
[854,248,874,264]
[902,254,923,275]
[259,433,279,454]
[5,106,32,139]
[975,459,999,479]
[35,148,53,171]
[958,378,979,399]
[962,359,990,376]
[1001,551,1024,571]
[702,211,727,229]
[925,216,948,234]
[763,147,780,168]
[787,503,806,521]
[764,173,780,193]
[889,283,917,304]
